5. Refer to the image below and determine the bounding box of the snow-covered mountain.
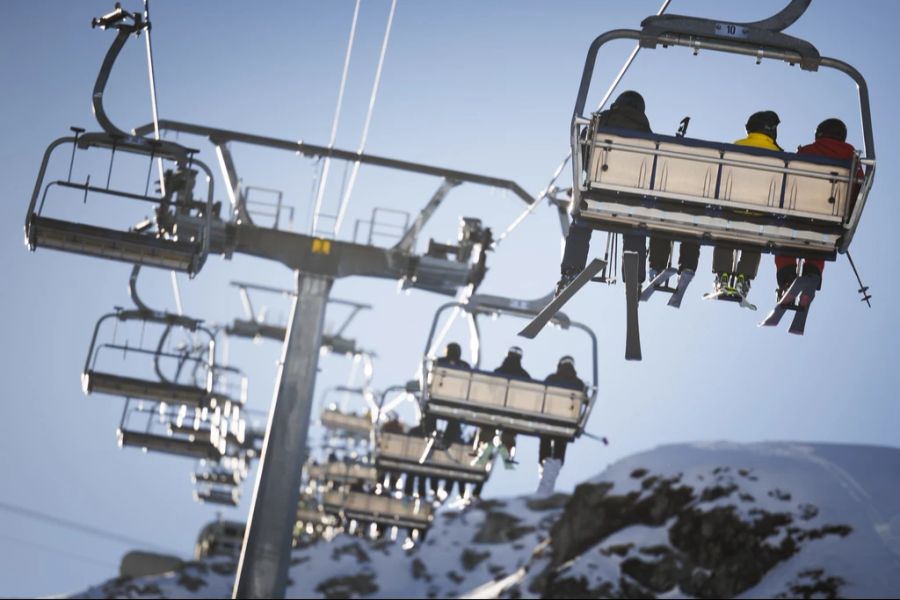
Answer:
[72,442,900,599]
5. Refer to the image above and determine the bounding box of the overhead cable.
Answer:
[0,500,177,554]
[333,0,398,237]
[311,0,362,235]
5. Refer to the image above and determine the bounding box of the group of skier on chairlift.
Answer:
[557,90,863,308]
[422,342,585,473]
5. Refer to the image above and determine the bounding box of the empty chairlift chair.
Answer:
[81,309,243,410]
[25,5,219,276]
[25,131,217,276]
[81,309,244,460]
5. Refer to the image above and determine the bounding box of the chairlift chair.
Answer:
[374,430,493,489]
[321,490,434,533]
[81,309,243,410]
[25,128,217,277]
[370,385,493,493]
[420,293,599,442]
[25,5,219,276]
[570,0,874,269]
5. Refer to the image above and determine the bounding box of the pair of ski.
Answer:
[702,282,757,311]
[639,267,694,308]
[758,275,818,335]
[519,256,643,361]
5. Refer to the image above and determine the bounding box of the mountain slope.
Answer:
[72,442,900,599]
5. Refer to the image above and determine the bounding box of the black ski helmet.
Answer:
[445,342,462,361]
[815,118,848,142]
[745,110,780,141]
[612,90,645,114]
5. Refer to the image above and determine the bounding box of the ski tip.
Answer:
[517,327,538,339]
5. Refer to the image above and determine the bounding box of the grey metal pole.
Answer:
[233,272,333,599]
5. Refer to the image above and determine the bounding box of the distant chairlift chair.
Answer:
[420,294,599,448]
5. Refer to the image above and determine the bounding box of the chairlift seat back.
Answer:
[655,142,719,198]
[785,158,851,217]
[425,366,587,438]
[579,126,857,255]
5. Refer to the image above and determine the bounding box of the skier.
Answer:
[434,342,469,443]
[435,342,471,369]
[558,90,653,294]
[539,356,586,466]
[773,118,863,295]
[711,110,782,300]
[490,346,531,465]
[381,412,405,435]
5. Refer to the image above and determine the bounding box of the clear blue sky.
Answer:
[1,1,898,596]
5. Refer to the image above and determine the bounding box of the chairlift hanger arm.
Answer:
[640,0,820,69]
[133,120,534,206]
[467,292,571,328]
[129,266,202,328]
[90,6,190,162]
